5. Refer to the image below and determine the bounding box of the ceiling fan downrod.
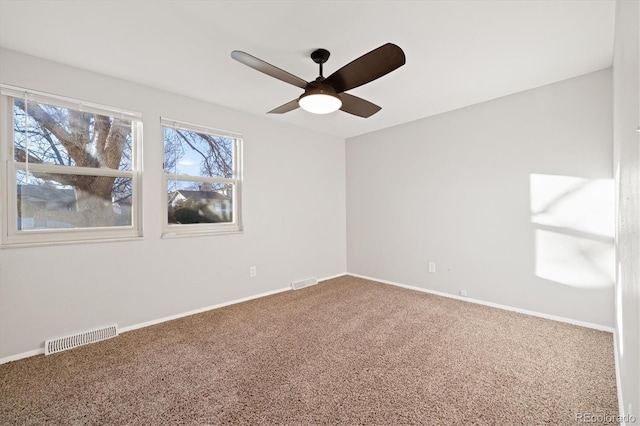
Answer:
[310,48,330,78]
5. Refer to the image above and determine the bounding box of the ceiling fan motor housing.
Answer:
[303,79,338,96]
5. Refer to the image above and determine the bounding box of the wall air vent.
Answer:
[291,277,318,290]
[45,324,118,355]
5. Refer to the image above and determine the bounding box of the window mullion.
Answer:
[168,175,235,185]
[14,162,133,178]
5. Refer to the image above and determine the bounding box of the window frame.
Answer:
[0,85,143,247]
[161,118,243,237]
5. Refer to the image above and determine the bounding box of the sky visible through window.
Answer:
[164,127,233,182]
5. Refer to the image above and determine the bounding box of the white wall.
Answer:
[347,69,614,327]
[613,0,640,421]
[0,48,347,360]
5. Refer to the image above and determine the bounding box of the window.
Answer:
[1,86,142,245]
[162,118,242,236]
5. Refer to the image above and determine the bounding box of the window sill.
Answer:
[0,235,144,249]
[161,226,243,239]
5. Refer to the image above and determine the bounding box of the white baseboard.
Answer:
[119,286,291,334]
[0,272,348,365]
[348,273,615,333]
[613,332,628,425]
[319,272,348,282]
[4,271,611,365]
[0,348,45,364]
[121,272,348,334]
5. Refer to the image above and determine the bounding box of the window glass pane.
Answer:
[164,127,233,178]
[13,99,133,170]
[168,180,233,224]
[17,171,133,230]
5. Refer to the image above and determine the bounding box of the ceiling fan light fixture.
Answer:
[298,91,342,114]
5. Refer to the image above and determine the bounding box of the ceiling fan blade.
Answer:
[324,43,406,93]
[268,99,300,114]
[338,93,381,118]
[231,50,308,89]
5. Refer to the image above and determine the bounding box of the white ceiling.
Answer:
[0,0,616,139]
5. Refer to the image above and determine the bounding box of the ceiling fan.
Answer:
[231,43,406,118]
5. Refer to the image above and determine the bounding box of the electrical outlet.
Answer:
[428,262,436,273]
[460,290,468,297]
[250,266,256,277]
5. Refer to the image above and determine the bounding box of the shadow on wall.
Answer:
[530,174,614,289]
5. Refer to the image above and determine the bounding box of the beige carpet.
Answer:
[0,275,619,425]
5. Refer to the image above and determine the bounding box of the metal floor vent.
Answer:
[45,324,118,355]
[291,277,318,290]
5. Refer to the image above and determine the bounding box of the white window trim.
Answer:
[161,117,243,238]
[0,84,142,121]
[0,85,143,247]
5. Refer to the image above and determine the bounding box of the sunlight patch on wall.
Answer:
[534,229,614,288]
[530,174,614,288]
